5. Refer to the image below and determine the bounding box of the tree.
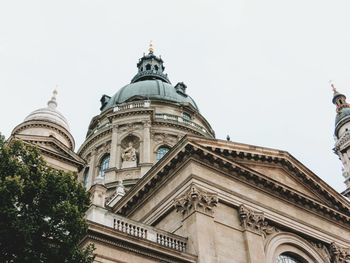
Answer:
[0,136,94,263]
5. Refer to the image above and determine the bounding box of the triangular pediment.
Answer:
[115,135,350,225]
[11,134,85,167]
[236,161,323,201]
[187,136,350,213]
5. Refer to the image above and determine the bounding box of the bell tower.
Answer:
[332,84,350,197]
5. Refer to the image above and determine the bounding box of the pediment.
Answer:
[115,135,350,224]
[11,134,84,166]
[188,136,350,214]
[235,161,323,201]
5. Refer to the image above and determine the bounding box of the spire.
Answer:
[47,89,58,109]
[331,82,348,109]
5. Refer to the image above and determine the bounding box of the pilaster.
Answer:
[109,124,119,168]
[174,184,218,263]
[142,121,151,164]
[238,205,277,263]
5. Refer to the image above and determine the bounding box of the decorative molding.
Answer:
[238,204,278,237]
[309,241,331,262]
[335,131,350,151]
[173,184,218,216]
[330,242,350,263]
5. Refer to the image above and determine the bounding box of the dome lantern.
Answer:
[131,42,171,84]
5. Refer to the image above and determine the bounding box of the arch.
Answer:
[145,64,151,70]
[154,65,159,71]
[98,154,110,178]
[156,145,171,161]
[83,167,89,187]
[265,232,329,263]
[120,134,141,165]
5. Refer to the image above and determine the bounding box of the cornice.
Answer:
[115,139,350,228]
[11,135,85,168]
[78,127,112,156]
[12,120,75,149]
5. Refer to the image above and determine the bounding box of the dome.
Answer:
[102,80,199,111]
[335,108,350,126]
[24,91,70,131]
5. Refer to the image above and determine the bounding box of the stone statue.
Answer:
[122,142,137,161]
[121,142,137,168]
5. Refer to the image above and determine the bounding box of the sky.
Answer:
[1,0,350,192]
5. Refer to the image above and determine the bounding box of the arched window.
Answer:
[183,112,191,121]
[154,65,159,71]
[277,254,304,263]
[146,64,151,70]
[83,168,89,187]
[156,146,170,161]
[99,155,110,178]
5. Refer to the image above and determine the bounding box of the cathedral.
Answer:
[9,45,350,263]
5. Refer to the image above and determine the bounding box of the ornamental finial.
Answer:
[148,40,154,54]
[330,80,337,94]
[47,87,58,109]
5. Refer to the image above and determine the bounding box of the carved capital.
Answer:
[238,204,277,237]
[330,242,350,263]
[173,184,218,216]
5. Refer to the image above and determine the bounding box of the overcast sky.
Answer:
[1,0,350,192]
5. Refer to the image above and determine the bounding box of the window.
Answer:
[156,146,170,161]
[99,155,110,178]
[146,64,151,70]
[83,168,89,187]
[154,65,159,71]
[183,112,191,121]
[277,254,303,263]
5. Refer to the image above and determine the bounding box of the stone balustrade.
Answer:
[155,113,208,134]
[86,205,187,252]
[113,100,151,112]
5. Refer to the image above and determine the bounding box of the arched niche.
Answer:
[265,232,330,263]
[120,134,140,169]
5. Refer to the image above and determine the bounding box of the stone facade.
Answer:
[10,49,350,263]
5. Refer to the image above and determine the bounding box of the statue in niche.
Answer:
[121,138,139,169]
[122,142,137,162]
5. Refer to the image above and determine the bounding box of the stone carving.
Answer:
[309,241,331,262]
[173,184,218,216]
[153,133,178,146]
[330,242,350,263]
[238,205,277,237]
[121,142,137,169]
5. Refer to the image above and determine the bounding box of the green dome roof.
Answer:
[102,80,199,111]
[335,108,350,125]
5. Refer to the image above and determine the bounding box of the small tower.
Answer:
[332,84,350,197]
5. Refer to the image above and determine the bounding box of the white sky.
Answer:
[1,0,350,192]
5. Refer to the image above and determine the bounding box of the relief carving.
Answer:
[330,242,350,263]
[173,184,218,216]
[153,133,178,146]
[238,204,277,237]
[309,241,331,262]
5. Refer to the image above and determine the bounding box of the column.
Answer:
[143,121,151,164]
[109,124,119,169]
[87,148,97,189]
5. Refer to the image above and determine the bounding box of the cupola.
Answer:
[131,42,170,84]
